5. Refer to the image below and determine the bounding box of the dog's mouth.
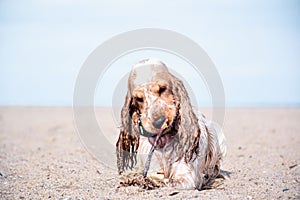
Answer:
[138,119,175,149]
[138,119,170,137]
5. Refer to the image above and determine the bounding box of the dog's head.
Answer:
[128,59,177,137]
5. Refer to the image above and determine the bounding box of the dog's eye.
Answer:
[158,86,167,95]
[136,97,144,103]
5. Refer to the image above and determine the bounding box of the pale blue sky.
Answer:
[0,0,299,106]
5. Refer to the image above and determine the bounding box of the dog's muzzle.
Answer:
[138,118,170,138]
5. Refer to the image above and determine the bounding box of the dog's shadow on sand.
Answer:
[219,169,232,179]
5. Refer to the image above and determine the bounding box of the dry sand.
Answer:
[0,107,299,199]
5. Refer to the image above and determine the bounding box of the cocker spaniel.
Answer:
[116,59,226,190]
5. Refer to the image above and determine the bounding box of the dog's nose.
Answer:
[152,116,166,129]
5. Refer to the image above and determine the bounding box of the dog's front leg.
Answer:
[168,159,201,190]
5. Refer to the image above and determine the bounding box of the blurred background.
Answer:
[1,0,299,107]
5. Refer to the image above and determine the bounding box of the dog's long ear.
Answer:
[170,74,200,162]
[116,91,140,174]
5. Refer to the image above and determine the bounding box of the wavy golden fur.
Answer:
[116,59,226,190]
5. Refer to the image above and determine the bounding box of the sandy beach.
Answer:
[0,107,299,199]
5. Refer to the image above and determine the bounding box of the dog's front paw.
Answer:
[169,175,196,190]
